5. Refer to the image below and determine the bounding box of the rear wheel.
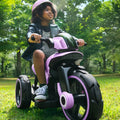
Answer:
[15,75,31,109]
[61,72,103,120]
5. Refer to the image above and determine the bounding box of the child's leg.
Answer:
[33,50,46,85]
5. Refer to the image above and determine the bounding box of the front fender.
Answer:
[72,69,98,88]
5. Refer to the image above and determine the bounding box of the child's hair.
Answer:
[31,2,56,24]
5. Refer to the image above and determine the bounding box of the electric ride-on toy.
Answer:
[15,32,103,120]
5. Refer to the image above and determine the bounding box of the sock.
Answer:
[40,84,46,87]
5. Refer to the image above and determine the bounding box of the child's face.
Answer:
[41,6,54,22]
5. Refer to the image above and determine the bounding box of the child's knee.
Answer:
[33,50,45,59]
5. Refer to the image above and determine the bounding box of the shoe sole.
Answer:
[35,99,46,102]
[34,95,48,101]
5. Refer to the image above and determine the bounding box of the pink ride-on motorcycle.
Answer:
[15,32,103,120]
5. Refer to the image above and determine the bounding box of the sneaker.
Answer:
[34,85,48,101]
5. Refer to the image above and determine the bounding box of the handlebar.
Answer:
[31,35,54,48]
[31,35,48,41]
[31,35,87,48]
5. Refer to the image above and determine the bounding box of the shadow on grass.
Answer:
[7,105,66,120]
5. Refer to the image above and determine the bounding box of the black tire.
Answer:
[15,75,31,109]
[61,71,103,120]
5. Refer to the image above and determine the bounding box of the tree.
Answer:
[0,0,32,77]
[96,0,120,73]
[8,0,32,76]
[0,0,16,77]
[0,0,15,51]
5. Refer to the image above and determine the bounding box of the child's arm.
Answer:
[57,25,85,47]
[27,23,42,44]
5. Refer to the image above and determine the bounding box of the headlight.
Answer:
[75,59,82,65]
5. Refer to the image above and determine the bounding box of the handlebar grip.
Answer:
[84,42,87,46]
[31,36,35,41]
[76,41,87,46]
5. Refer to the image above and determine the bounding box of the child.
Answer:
[22,0,85,101]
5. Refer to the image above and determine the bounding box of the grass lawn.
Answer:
[96,74,120,120]
[0,74,120,120]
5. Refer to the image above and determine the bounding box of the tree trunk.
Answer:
[98,61,102,74]
[112,49,116,73]
[112,60,116,73]
[1,57,5,77]
[16,48,21,77]
[1,57,4,73]
[102,54,106,73]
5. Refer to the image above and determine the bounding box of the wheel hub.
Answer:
[60,92,74,109]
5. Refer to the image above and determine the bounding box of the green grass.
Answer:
[0,78,65,120]
[95,74,120,120]
[0,74,120,120]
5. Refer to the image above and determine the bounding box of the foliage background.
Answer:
[0,0,120,77]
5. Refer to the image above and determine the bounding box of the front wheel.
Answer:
[61,72,103,120]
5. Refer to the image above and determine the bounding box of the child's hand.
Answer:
[28,33,41,43]
[77,39,85,47]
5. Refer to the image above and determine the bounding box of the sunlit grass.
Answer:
[0,78,65,120]
[0,75,120,120]
[95,75,120,120]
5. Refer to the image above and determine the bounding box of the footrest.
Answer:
[35,99,60,109]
